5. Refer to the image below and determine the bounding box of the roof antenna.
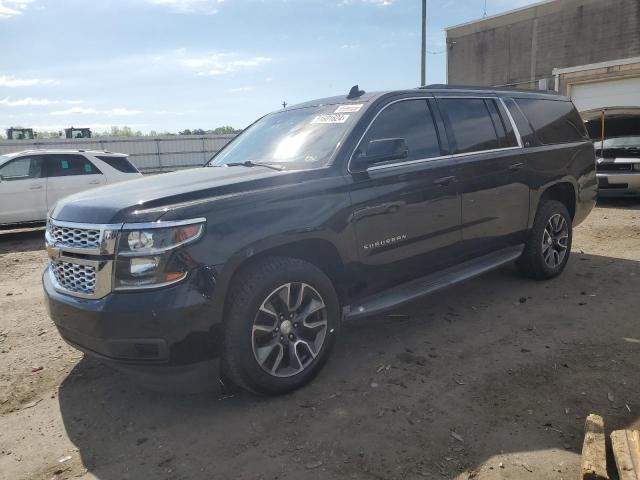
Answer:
[483,0,487,17]
[347,85,365,99]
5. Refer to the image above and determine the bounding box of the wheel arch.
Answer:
[535,181,577,222]
[213,237,350,325]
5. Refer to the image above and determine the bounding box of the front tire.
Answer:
[222,257,340,395]
[517,200,572,280]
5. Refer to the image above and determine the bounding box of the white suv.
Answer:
[0,150,142,227]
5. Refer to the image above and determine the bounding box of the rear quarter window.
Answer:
[515,98,587,145]
[95,156,139,173]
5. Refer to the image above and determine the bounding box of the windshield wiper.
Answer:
[224,160,284,171]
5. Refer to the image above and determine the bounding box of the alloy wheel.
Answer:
[251,282,328,378]
[542,213,569,268]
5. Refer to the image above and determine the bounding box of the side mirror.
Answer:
[351,138,408,172]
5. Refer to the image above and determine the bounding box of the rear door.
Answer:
[436,96,529,257]
[0,155,46,224]
[45,154,106,210]
[348,97,461,292]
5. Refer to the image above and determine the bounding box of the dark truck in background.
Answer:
[43,85,596,395]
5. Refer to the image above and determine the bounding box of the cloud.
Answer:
[341,0,396,6]
[146,0,223,15]
[0,97,83,106]
[182,53,273,77]
[229,86,254,93]
[154,110,185,116]
[0,74,58,87]
[50,107,97,116]
[0,0,35,19]
[104,108,143,116]
[49,107,144,116]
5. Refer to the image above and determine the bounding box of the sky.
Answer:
[0,0,540,134]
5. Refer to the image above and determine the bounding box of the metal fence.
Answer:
[0,134,237,172]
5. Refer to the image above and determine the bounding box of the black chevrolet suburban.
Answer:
[43,85,596,394]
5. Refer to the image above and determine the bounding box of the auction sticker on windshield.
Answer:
[335,104,363,113]
[311,114,350,124]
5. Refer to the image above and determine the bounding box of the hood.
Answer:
[51,166,285,224]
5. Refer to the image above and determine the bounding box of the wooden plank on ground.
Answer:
[611,430,640,480]
[580,414,609,480]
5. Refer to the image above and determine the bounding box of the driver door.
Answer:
[347,97,462,291]
[0,155,46,224]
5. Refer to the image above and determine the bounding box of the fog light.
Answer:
[130,256,160,276]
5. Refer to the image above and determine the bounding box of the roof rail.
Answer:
[418,84,561,95]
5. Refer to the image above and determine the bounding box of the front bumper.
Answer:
[597,172,640,196]
[43,265,221,366]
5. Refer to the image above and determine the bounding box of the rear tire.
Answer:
[222,256,340,395]
[517,200,572,280]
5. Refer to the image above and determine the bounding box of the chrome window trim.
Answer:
[367,146,523,172]
[498,97,524,148]
[348,95,525,174]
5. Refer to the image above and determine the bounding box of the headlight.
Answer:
[634,164,640,172]
[114,219,205,290]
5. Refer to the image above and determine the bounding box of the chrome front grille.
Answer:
[46,218,122,299]
[48,223,101,249]
[51,261,97,295]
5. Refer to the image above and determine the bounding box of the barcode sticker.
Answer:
[311,114,350,124]
[335,104,363,113]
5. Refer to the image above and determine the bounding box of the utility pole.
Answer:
[421,0,426,86]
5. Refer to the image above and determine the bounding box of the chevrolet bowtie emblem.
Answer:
[46,243,61,260]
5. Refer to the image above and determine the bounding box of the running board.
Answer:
[343,245,524,321]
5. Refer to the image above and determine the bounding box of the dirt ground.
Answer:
[0,199,638,480]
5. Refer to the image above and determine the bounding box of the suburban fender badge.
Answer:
[363,234,407,250]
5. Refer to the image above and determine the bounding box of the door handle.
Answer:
[433,176,456,186]
[29,184,43,190]
[509,162,525,171]
[88,180,101,185]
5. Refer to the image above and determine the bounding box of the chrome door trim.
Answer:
[367,147,524,173]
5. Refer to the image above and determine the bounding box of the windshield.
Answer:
[208,104,364,169]
[598,136,640,149]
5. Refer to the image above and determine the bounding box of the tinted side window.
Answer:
[515,98,587,145]
[438,98,500,154]
[486,99,518,148]
[47,154,101,177]
[0,156,43,181]
[95,156,139,173]
[503,97,536,146]
[361,99,440,162]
